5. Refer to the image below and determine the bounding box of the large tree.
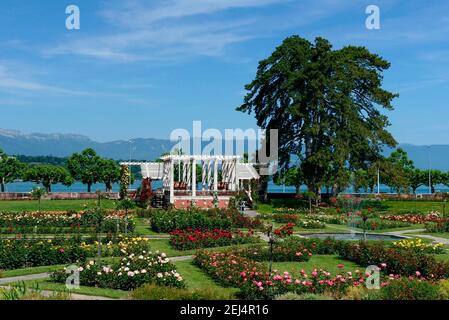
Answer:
[237,36,398,197]
[0,149,25,192]
[67,148,102,192]
[23,164,73,192]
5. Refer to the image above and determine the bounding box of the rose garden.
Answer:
[1,35,449,301]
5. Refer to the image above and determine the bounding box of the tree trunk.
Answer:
[0,183,4,193]
[88,183,92,193]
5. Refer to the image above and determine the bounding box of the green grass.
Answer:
[409,231,449,239]
[12,279,127,299]
[0,265,65,278]
[379,200,447,214]
[148,239,264,258]
[0,199,116,212]
[272,255,362,275]
[133,217,161,236]
[174,259,238,295]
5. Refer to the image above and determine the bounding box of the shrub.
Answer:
[131,284,235,300]
[278,237,338,255]
[51,250,183,291]
[336,241,449,279]
[0,210,134,234]
[239,245,311,263]
[296,219,326,229]
[274,293,333,300]
[169,229,259,250]
[0,236,150,270]
[392,239,444,254]
[194,250,267,288]
[272,214,298,224]
[379,278,439,300]
[437,279,449,300]
[150,209,231,233]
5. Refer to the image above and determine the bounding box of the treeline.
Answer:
[0,148,128,193]
[353,148,449,194]
[14,155,68,166]
[275,148,449,195]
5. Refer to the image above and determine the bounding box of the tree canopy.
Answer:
[67,148,102,192]
[23,164,73,192]
[237,36,398,196]
[0,148,26,192]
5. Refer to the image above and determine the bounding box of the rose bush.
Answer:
[169,228,259,250]
[51,251,184,291]
[336,241,449,279]
[0,236,150,270]
[0,210,134,234]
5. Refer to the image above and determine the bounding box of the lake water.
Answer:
[2,181,448,194]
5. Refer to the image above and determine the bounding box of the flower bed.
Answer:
[272,214,299,224]
[239,245,312,262]
[352,218,410,230]
[194,250,267,287]
[425,220,449,233]
[296,219,326,229]
[169,229,259,250]
[0,236,150,270]
[0,210,135,234]
[240,268,370,300]
[381,211,442,224]
[195,249,367,300]
[336,241,449,279]
[51,251,183,291]
[392,239,444,254]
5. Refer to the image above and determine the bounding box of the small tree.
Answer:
[264,223,294,273]
[98,159,121,192]
[67,148,102,192]
[31,187,47,212]
[0,149,25,192]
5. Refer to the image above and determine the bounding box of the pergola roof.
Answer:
[160,155,241,161]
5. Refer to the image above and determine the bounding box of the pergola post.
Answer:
[214,159,218,191]
[192,158,196,197]
[169,159,174,204]
[201,160,206,191]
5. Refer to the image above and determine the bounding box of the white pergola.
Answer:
[121,155,259,205]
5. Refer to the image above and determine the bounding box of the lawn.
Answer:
[174,259,238,296]
[0,265,65,278]
[0,199,116,212]
[257,200,446,215]
[378,200,447,214]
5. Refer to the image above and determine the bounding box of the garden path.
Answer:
[382,229,449,245]
[0,273,50,285]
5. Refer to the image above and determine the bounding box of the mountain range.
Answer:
[0,128,448,170]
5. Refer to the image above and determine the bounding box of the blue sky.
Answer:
[0,0,448,145]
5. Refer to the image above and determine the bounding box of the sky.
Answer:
[0,0,448,145]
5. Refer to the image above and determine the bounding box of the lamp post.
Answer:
[428,145,432,195]
[129,140,132,188]
[178,136,182,182]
